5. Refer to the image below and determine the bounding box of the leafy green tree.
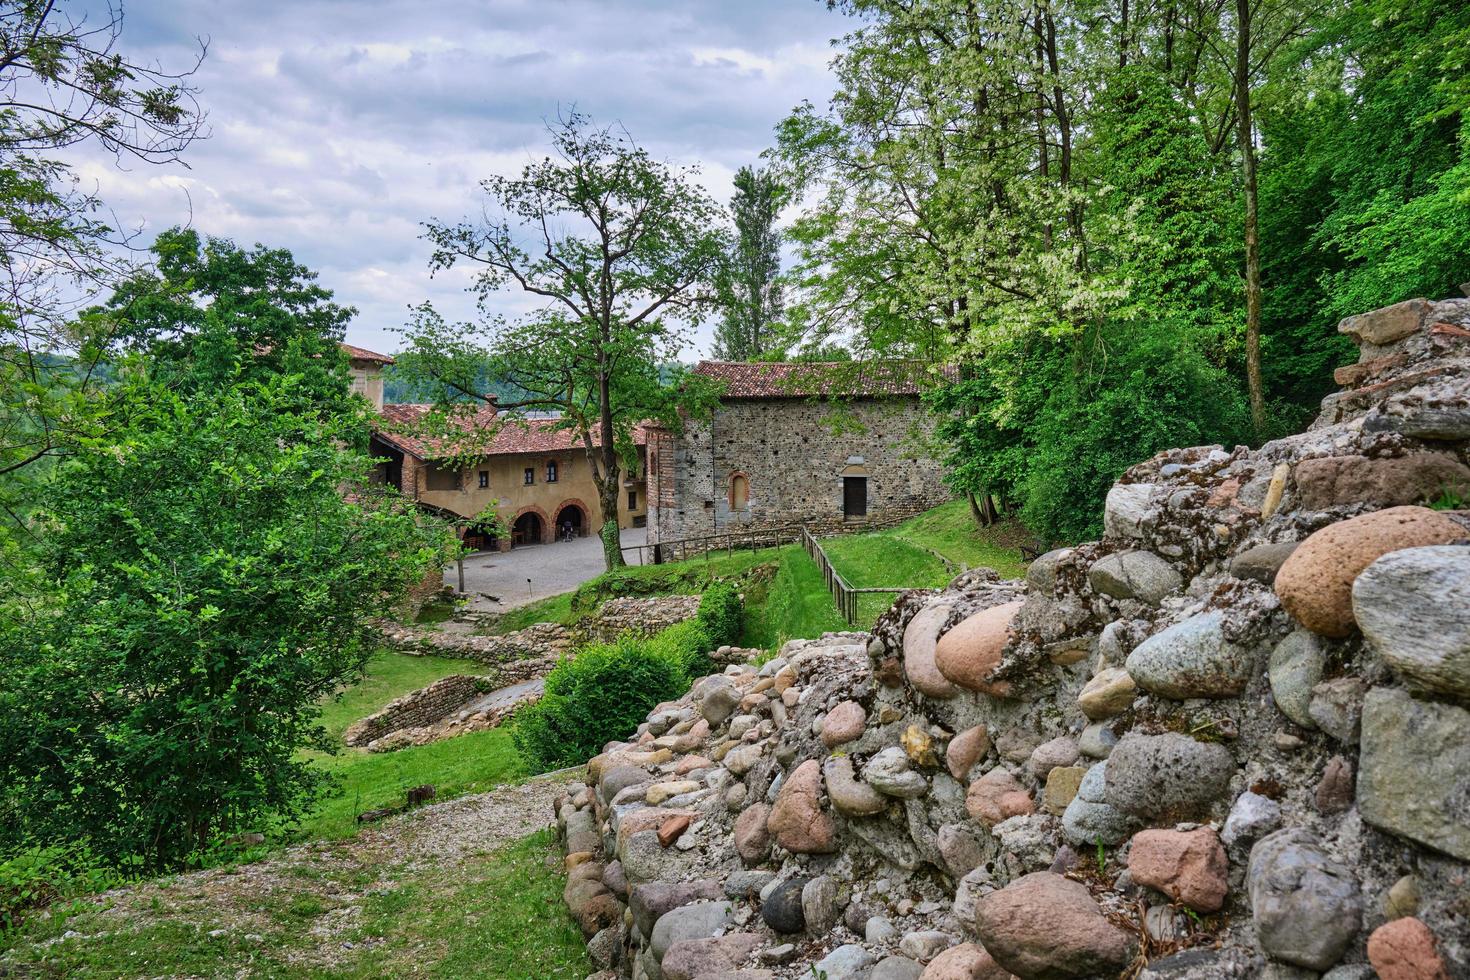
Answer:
[712,166,786,360]
[0,376,454,868]
[399,113,728,569]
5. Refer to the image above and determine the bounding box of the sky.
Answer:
[68,0,847,357]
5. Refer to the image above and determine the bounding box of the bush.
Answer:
[512,637,691,772]
[0,846,121,933]
[647,620,715,681]
[696,582,743,648]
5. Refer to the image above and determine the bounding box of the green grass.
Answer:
[320,650,493,743]
[3,830,590,978]
[295,728,525,841]
[741,545,851,648]
[882,500,1030,578]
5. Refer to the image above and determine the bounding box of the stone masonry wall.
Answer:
[343,674,483,747]
[552,294,1470,980]
[647,396,949,543]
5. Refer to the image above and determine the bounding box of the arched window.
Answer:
[729,472,750,511]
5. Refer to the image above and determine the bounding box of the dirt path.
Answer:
[1,773,584,978]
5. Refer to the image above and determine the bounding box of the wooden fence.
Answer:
[799,526,910,626]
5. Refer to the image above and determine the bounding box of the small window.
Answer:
[478,471,489,489]
[546,460,558,483]
[523,467,534,485]
[628,490,637,510]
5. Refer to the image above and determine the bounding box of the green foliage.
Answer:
[0,846,120,934]
[645,620,716,685]
[713,165,787,360]
[696,581,744,648]
[512,636,692,772]
[0,377,456,870]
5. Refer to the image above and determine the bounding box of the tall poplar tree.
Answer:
[712,166,786,360]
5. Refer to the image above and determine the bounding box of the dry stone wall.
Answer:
[553,295,1470,980]
[343,674,483,748]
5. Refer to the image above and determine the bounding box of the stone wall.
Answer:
[552,295,1470,980]
[343,674,483,748]
[585,595,702,643]
[646,396,949,543]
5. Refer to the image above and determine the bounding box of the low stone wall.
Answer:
[343,674,483,747]
[381,621,573,669]
[583,595,702,642]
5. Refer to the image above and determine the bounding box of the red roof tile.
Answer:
[341,342,395,364]
[374,403,648,460]
[693,360,951,399]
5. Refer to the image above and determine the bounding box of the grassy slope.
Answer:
[4,830,589,978]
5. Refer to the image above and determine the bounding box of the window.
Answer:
[523,467,535,485]
[478,471,489,489]
[546,460,559,483]
[628,490,637,510]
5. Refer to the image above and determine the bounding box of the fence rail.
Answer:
[800,526,909,626]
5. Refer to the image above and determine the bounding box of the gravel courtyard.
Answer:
[445,526,648,611]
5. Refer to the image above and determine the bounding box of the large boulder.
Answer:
[1247,829,1362,971]
[1357,687,1470,861]
[1273,506,1465,638]
[1338,297,1429,344]
[1125,612,1256,700]
[904,602,960,698]
[973,872,1134,979]
[1353,545,1470,700]
[768,760,836,854]
[935,601,1024,695]
[1104,732,1234,820]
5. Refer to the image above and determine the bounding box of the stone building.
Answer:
[346,344,647,551]
[645,361,951,543]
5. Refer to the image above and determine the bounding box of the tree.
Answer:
[400,113,728,569]
[0,1,206,484]
[712,166,785,360]
[0,376,454,868]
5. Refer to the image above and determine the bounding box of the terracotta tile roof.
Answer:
[693,360,952,399]
[341,342,395,364]
[373,403,648,460]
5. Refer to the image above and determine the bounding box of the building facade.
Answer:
[645,361,951,543]
[346,345,646,551]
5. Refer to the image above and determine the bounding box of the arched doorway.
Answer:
[462,521,499,553]
[513,510,544,547]
[554,502,587,541]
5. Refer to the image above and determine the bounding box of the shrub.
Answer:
[512,637,690,772]
[0,846,122,933]
[647,620,715,681]
[696,581,744,648]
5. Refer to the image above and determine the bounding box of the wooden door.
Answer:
[843,476,867,518]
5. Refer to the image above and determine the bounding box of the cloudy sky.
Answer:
[68,0,848,356]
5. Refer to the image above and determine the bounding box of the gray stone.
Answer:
[1358,686,1470,860]
[1105,732,1235,819]
[1354,545,1470,700]
[650,901,733,962]
[1268,631,1327,729]
[862,747,929,799]
[1105,484,1159,540]
[1377,406,1470,441]
[760,878,807,934]
[1063,761,1132,846]
[823,756,889,816]
[701,684,741,726]
[801,875,842,934]
[1079,721,1119,759]
[1308,676,1366,744]
[1126,612,1256,700]
[1222,791,1282,847]
[866,915,900,943]
[1088,550,1183,605]
[1230,542,1300,586]
[1248,829,1361,971]
[601,765,653,801]
[1026,548,1074,597]
[814,944,878,979]
[723,871,775,899]
[898,930,954,963]
[869,955,924,980]
[937,822,989,877]
[1321,967,1376,980]
[1029,736,1081,779]
[630,881,725,938]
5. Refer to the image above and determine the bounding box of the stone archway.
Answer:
[512,505,551,546]
[554,499,592,540]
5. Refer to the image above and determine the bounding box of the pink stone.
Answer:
[935,601,1024,695]
[920,943,1015,979]
[1368,917,1450,980]
[946,725,990,780]
[767,759,835,854]
[1127,827,1228,912]
[821,700,867,747]
[964,767,1034,828]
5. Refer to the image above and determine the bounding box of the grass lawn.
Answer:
[3,829,590,979]
[319,649,493,743]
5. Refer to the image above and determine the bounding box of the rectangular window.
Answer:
[546,460,559,483]
[524,467,534,485]
[478,471,489,489]
[628,490,637,510]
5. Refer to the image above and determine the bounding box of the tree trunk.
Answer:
[1237,0,1267,438]
[598,476,625,570]
[595,365,627,571]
